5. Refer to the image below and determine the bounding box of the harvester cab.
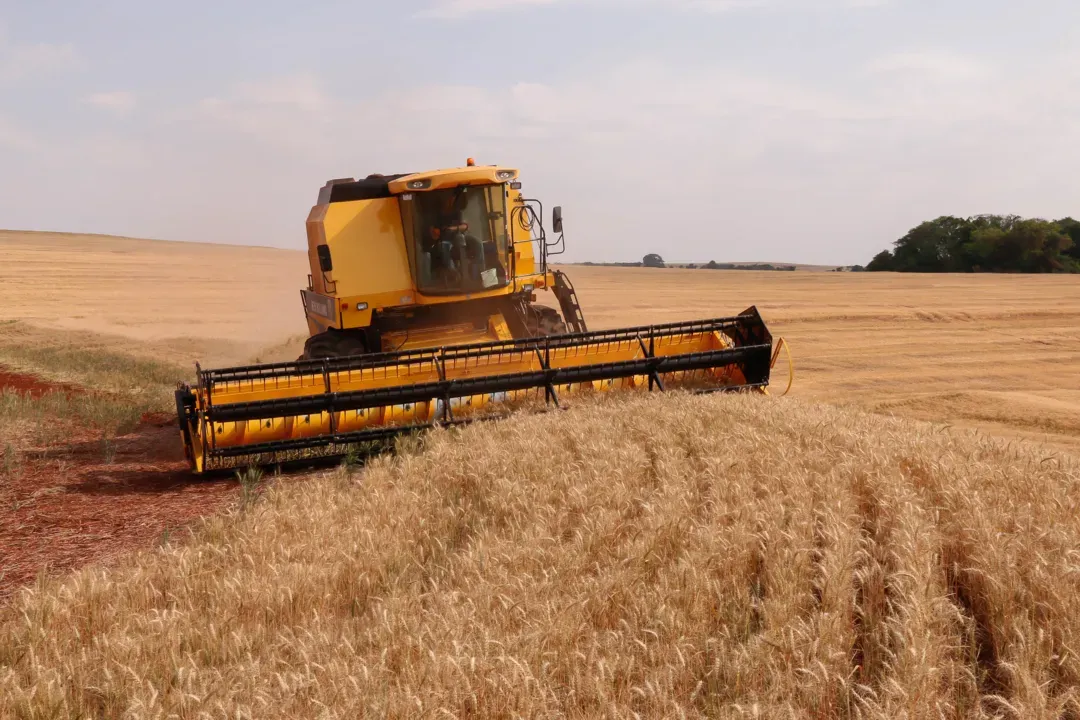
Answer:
[175,160,792,473]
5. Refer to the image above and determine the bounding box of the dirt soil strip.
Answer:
[0,373,236,602]
[0,369,84,398]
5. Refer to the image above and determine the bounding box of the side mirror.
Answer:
[552,206,564,234]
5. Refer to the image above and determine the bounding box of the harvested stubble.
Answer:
[0,329,188,406]
[0,338,189,463]
[0,388,150,457]
[1,393,1079,719]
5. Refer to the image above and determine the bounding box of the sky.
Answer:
[1,0,1079,265]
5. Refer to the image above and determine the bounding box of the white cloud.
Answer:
[194,60,867,155]
[194,74,337,154]
[0,114,38,152]
[85,91,138,116]
[5,39,1078,266]
[112,47,1077,264]
[231,74,329,111]
[420,0,888,17]
[419,0,561,17]
[866,50,988,82]
[0,28,81,86]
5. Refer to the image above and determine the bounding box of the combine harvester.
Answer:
[175,160,793,473]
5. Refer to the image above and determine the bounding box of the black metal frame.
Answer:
[511,198,547,274]
[176,308,773,470]
[551,270,588,334]
[202,309,767,381]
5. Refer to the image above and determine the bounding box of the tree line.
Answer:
[579,256,796,271]
[867,215,1080,273]
[689,261,796,271]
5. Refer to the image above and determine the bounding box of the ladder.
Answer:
[552,270,588,334]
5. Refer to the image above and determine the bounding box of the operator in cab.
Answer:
[422,187,507,292]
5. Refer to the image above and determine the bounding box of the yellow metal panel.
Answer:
[413,285,513,305]
[323,199,414,299]
[381,323,496,352]
[305,205,330,294]
[508,187,538,278]
[388,166,518,193]
[488,314,514,342]
[337,304,375,329]
[378,312,512,351]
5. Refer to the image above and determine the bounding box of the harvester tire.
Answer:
[527,305,568,337]
[300,330,368,360]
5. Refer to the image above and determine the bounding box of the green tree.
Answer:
[1012,219,1074,272]
[1055,217,1080,263]
[889,216,973,272]
[866,250,895,272]
[965,226,1006,271]
[868,214,1079,273]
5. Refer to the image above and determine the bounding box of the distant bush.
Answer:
[699,262,795,272]
[867,215,1080,273]
[577,260,797,271]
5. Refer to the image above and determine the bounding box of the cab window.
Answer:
[408,186,509,295]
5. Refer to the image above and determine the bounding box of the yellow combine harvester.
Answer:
[175,159,790,473]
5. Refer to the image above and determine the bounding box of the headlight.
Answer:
[356,302,369,311]
[523,283,534,293]
[496,170,517,181]
[406,179,432,190]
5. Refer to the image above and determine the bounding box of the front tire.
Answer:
[525,305,568,337]
[299,330,368,360]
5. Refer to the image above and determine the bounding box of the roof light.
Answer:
[407,179,431,190]
[467,157,476,166]
[496,170,517,181]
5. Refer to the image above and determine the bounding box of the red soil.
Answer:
[0,370,237,602]
[0,368,83,398]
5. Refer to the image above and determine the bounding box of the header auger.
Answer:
[175,160,791,472]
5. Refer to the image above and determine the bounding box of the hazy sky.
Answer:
[2,1,1078,264]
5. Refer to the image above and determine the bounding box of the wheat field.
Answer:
[563,265,1080,454]
[2,231,1080,718]
[2,394,1079,718]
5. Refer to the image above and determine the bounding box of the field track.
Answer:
[0,366,233,599]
